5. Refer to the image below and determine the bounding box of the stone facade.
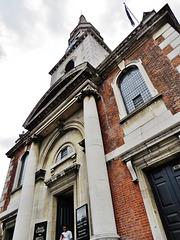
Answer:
[0,4,180,240]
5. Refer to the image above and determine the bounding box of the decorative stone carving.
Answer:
[19,131,25,140]
[26,134,38,146]
[35,169,46,182]
[126,160,138,183]
[76,85,101,102]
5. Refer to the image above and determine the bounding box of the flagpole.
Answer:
[123,2,139,25]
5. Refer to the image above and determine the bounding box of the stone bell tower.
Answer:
[49,14,111,86]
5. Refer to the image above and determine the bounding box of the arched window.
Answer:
[17,152,29,187]
[119,67,152,113]
[56,146,73,163]
[65,60,74,73]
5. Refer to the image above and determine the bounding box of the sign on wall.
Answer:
[33,221,47,240]
[76,204,89,240]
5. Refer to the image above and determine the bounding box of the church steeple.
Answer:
[68,14,102,45]
[78,14,87,24]
[49,15,111,86]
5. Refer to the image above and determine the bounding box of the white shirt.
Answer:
[60,230,72,240]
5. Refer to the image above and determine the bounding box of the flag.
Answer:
[124,3,135,26]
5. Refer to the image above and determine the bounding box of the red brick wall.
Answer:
[98,37,180,155]
[97,68,125,154]
[108,159,153,240]
[97,36,180,239]
[0,149,22,213]
[126,38,180,115]
[0,146,29,213]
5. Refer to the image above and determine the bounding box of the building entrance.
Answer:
[148,158,180,240]
[56,189,74,240]
[2,226,14,240]
[8,227,14,240]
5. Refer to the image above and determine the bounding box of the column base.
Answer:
[90,233,120,240]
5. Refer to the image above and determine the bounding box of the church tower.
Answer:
[49,15,111,86]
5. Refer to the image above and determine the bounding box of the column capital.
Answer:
[26,134,38,146]
[76,85,101,102]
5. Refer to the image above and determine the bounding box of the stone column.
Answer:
[77,86,119,240]
[13,137,39,240]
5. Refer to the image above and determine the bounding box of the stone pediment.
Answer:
[23,62,99,132]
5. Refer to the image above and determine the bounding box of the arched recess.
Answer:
[63,119,84,135]
[39,120,84,170]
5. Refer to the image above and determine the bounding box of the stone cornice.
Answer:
[5,133,39,158]
[44,163,80,188]
[6,131,29,158]
[0,209,17,222]
[106,114,180,163]
[119,122,180,166]
[96,4,180,81]
[23,63,99,131]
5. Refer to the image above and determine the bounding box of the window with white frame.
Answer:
[17,152,29,188]
[112,60,158,119]
[56,145,73,163]
[119,67,152,113]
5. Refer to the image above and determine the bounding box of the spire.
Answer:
[79,14,87,24]
[68,14,101,45]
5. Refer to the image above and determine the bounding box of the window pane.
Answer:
[56,146,73,163]
[67,146,73,155]
[61,147,68,158]
[18,153,29,187]
[133,94,144,108]
[119,67,152,113]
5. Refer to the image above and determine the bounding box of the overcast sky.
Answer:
[0,0,179,195]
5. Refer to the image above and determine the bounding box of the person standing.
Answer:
[60,226,73,240]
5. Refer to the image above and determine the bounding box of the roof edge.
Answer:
[96,4,180,80]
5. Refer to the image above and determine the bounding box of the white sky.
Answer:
[0,0,179,195]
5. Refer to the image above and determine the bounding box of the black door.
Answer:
[56,190,74,240]
[4,226,14,240]
[8,228,14,240]
[148,158,180,240]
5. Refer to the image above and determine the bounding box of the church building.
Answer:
[0,4,180,240]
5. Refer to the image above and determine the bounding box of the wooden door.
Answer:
[56,190,74,240]
[148,159,180,239]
